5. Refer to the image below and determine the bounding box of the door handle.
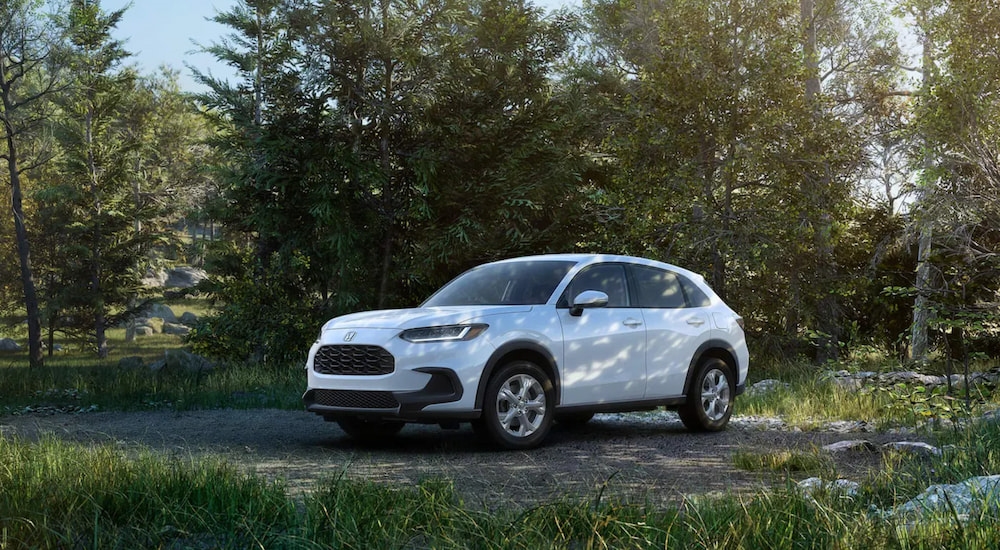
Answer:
[687,318,706,327]
[623,318,643,328]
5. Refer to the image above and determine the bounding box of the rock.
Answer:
[981,410,1000,423]
[142,303,178,323]
[0,338,21,351]
[886,475,1000,522]
[831,377,865,391]
[142,268,168,288]
[135,326,155,337]
[823,439,877,453]
[825,420,874,433]
[882,371,944,386]
[162,323,191,337]
[117,356,145,370]
[149,349,213,375]
[179,312,199,326]
[798,477,860,498]
[165,267,208,289]
[747,379,790,396]
[882,441,942,457]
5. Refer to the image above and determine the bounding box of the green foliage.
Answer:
[0,437,295,548]
[187,244,329,366]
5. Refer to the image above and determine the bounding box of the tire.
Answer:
[555,412,595,428]
[336,416,405,443]
[481,360,555,450]
[678,357,735,432]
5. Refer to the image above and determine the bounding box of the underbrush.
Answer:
[741,355,1000,431]
[0,361,303,414]
[0,297,305,414]
[4,424,1000,549]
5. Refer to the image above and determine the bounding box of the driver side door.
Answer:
[557,263,647,405]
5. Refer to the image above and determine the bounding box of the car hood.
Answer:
[321,306,533,332]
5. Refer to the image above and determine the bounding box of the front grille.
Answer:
[313,389,399,409]
[313,345,394,375]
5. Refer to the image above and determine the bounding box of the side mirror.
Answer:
[570,290,609,317]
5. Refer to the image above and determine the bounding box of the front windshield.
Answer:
[423,260,576,307]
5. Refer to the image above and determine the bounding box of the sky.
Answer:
[104,0,578,92]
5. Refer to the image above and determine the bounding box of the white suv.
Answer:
[303,254,749,449]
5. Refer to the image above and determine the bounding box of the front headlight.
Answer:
[399,324,488,343]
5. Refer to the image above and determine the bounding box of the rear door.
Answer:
[629,264,713,399]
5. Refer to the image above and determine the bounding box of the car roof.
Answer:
[490,253,707,285]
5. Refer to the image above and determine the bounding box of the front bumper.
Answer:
[303,367,479,422]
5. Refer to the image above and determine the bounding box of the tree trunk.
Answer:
[5,139,44,368]
[910,224,932,363]
[802,0,839,362]
[909,9,937,366]
[86,105,108,358]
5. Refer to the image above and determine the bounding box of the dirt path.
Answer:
[0,409,914,508]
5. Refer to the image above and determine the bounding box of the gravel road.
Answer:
[0,409,915,508]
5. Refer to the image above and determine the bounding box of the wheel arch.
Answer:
[682,340,739,397]
[475,341,560,411]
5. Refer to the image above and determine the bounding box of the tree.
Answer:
[906,0,1000,363]
[580,0,842,348]
[190,0,593,364]
[52,0,146,357]
[0,0,64,367]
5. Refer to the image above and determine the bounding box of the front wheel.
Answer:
[678,358,735,432]
[481,360,554,450]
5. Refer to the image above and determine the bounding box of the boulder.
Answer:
[135,326,155,337]
[141,268,168,288]
[747,379,790,396]
[822,440,877,453]
[882,441,942,457]
[149,349,213,375]
[179,311,199,326]
[162,323,191,337]
[0,338,21,352]
[165,267,208,289]
[886,475,1000,522]
[798,477,860,498]
[142,303,178,323]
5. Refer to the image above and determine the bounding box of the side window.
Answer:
[679,276,711,307]
[632,265,686,308]
[562,264,629,307]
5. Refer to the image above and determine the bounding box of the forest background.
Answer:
[1,0,997,370]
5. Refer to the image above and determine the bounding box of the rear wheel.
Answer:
[678,357,734,432]
[336,416,405,443]
[481,360,554,449]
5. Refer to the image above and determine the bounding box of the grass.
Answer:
[731,449,834,475]
[3,425,1000,549]
[0,360,304,415]
[740,355,1000,431]
[3,345,1000,547]
[0,296,306,414]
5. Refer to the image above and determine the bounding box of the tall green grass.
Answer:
[0,361,304,414]
[4,423,1000,549]
[0,436,295,548]
[740,356,1000,430]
